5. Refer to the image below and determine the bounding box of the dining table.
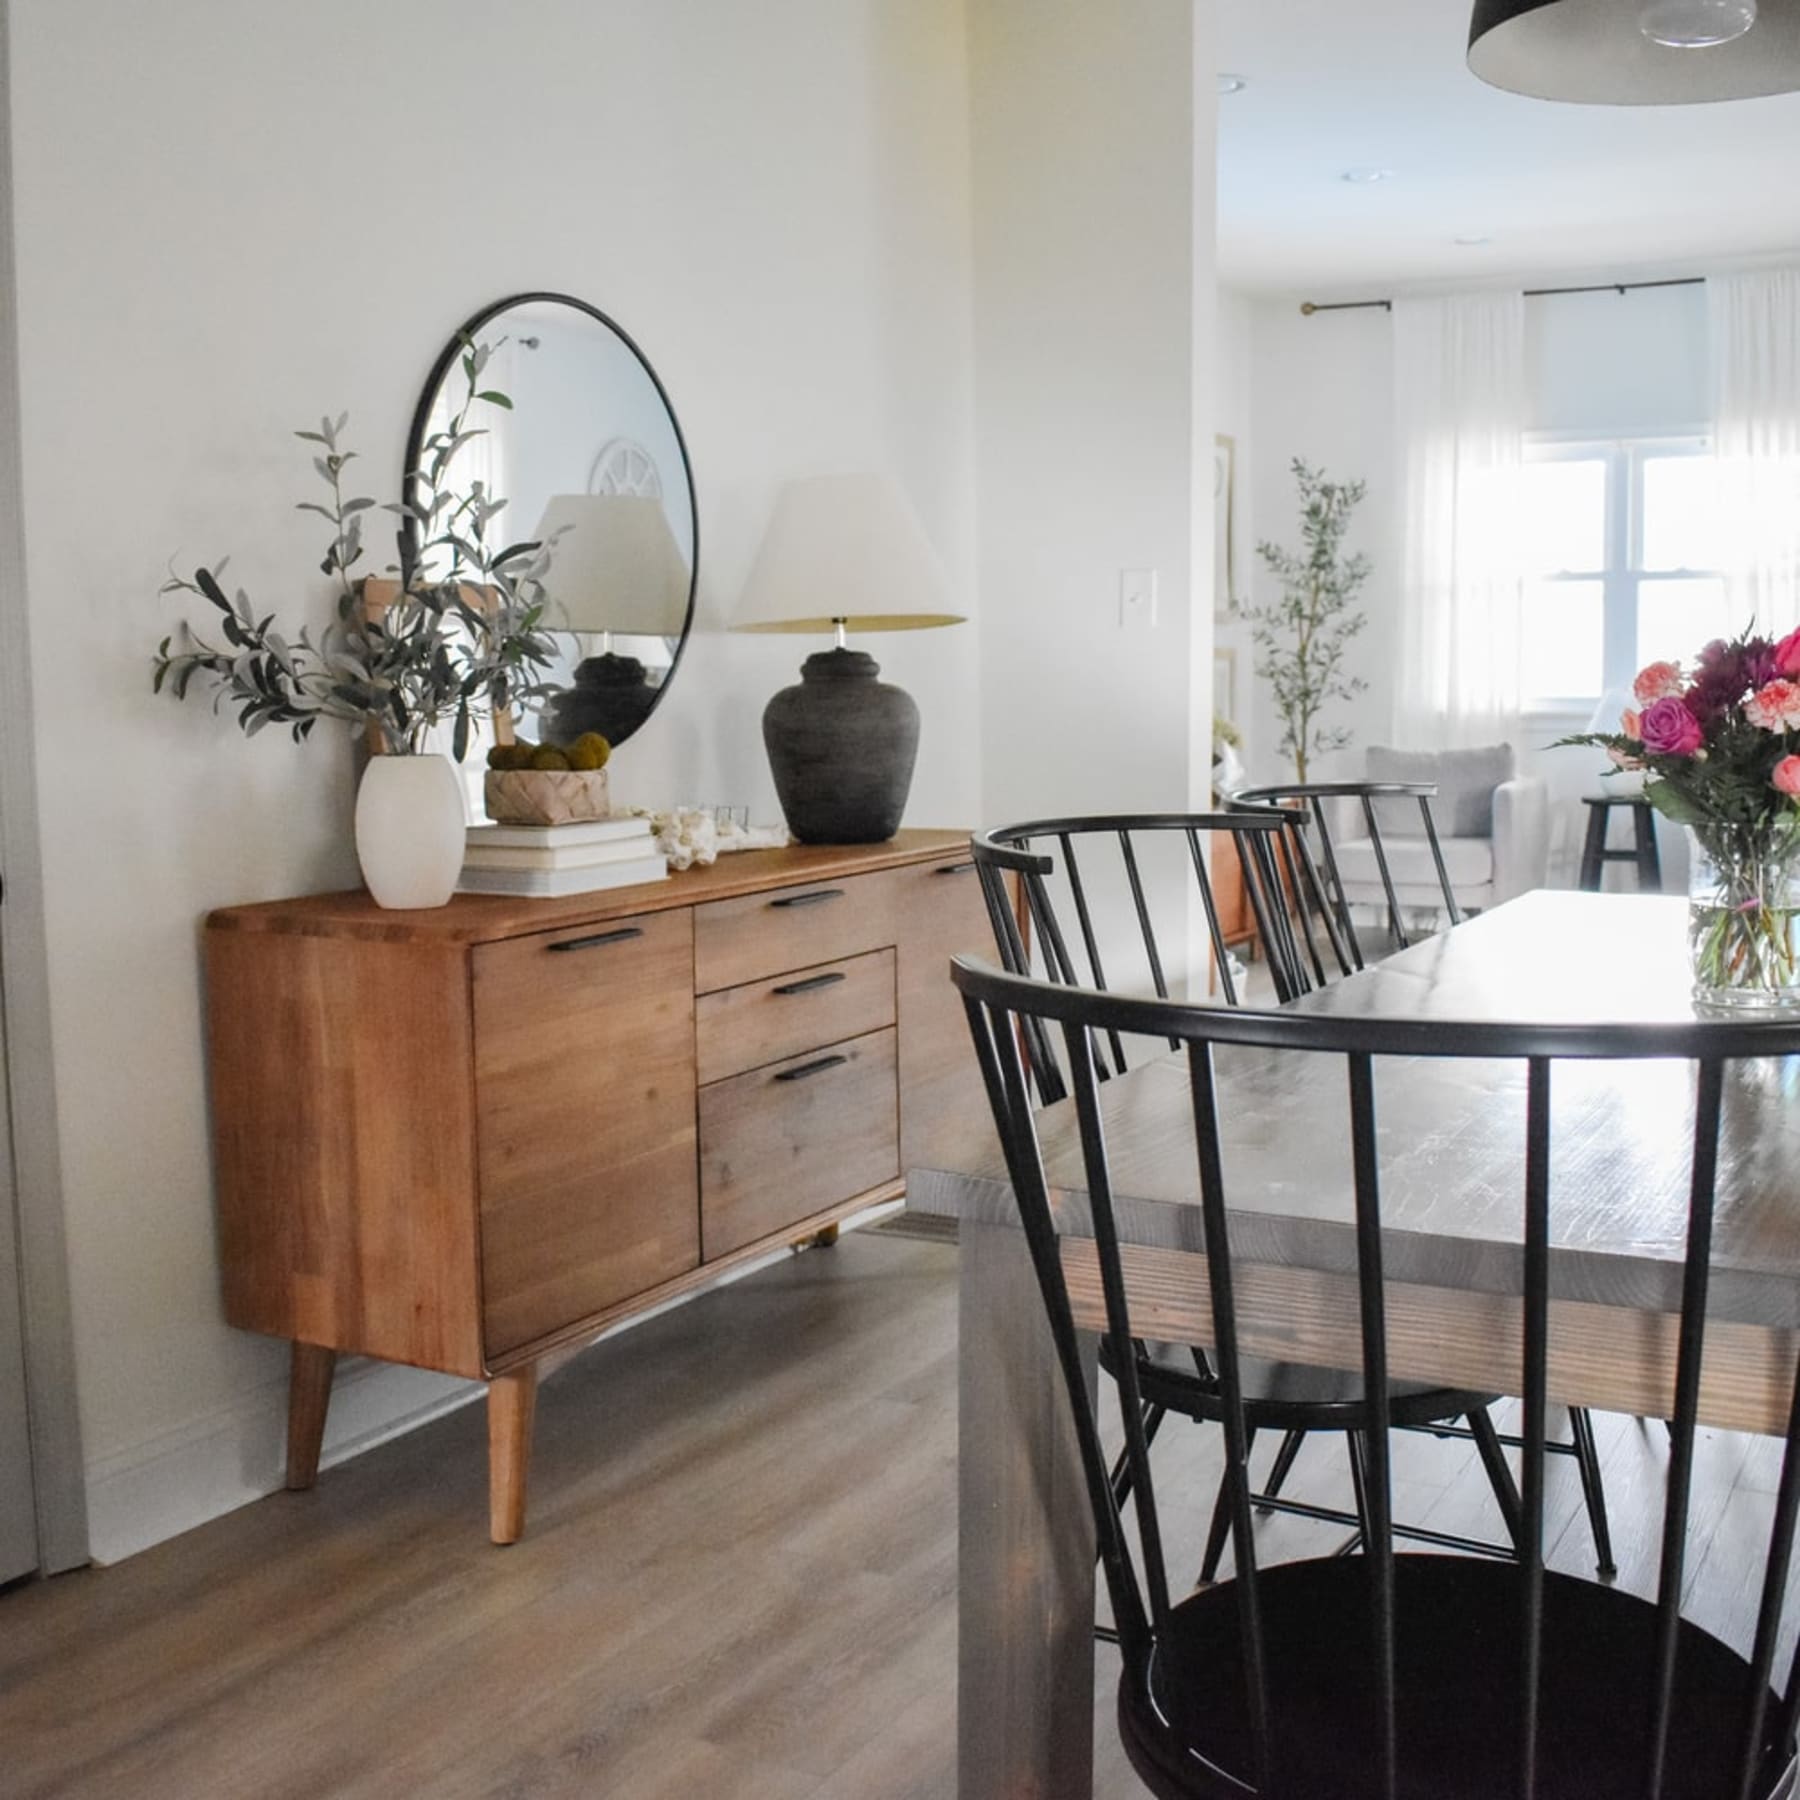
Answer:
[905,889,1800,1800]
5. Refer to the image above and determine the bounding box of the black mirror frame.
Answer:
[402,290,700,748]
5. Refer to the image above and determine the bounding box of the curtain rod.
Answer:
[1298,276,1704,316]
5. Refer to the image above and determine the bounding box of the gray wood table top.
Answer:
[921,889,1800,1800]
[909,890,1800,1332]
[1291,889,1701,1025]
[928,889,1800,1800]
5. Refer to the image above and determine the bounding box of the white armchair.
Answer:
[1329,743,1550,916]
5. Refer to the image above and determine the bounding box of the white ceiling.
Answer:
[1217,0,1800,295]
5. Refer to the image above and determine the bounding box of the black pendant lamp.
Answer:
[1469,0,1800,102]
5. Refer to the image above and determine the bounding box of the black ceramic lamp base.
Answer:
[546,652,658,746]
[763,647,920,844]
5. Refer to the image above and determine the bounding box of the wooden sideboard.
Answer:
[1208,827,1262,959]
[204,829,993,1542]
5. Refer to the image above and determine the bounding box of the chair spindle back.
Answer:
[953,953,1800,1800]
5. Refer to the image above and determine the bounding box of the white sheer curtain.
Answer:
[1709,269,1800,633]
[1392,292,1527,748]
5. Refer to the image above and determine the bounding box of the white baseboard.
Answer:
[83,1359,480,1566]
[81,1199,906,1565]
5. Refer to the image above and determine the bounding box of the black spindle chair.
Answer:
[1231,780,1462,972]
[954,953,1800,1800]
[970,815,1525,1587]
[1227,783,1617,1575]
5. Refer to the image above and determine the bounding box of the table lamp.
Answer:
[733,473,964,843]
[531,494,691,744]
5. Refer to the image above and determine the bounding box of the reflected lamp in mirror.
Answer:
[404,292,699,753]
[533,494,691,744]
[733,474,964,844]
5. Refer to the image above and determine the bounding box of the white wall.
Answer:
[967,0,1216,991]
[1237,280,1711,880]
[969,0,1215,824]
[7,0,984,1561]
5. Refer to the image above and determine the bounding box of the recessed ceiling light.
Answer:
[1342,167,1395,185]
[1455,234,1494,246]
[1217,72,1248,95]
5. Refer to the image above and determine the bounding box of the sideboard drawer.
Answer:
[695,949,895,1085]
[693,872,889,994]
[473,909,700,1359]
[698,1028,899,1258]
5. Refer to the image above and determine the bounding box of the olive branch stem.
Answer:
[154,339,554,760]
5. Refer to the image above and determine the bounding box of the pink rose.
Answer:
[1776,628,1800,680]
[1745,679,1800,732]
[1620,707,1642,738]
[1633,660,1685,704]
[1776,755,1800,799]
[1639,695,1704,757]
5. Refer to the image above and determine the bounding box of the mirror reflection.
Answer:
[409,294,697,748]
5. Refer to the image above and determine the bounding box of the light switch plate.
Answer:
[1119,568,1159,629]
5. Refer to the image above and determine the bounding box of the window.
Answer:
[1521,438,1727,711]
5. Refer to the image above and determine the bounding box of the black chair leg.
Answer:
[1342,1428,1373,1559]
[1198,1425,1257,1585]
[1256,1428,1307,1516]
[1107,1402,1166,1513]
[1568,1405,1617,1579]
[1467,1408,1524,1551]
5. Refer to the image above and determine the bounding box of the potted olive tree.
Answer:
[1249,459,1370,784]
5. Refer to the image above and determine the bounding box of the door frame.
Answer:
[0,0,89,1575]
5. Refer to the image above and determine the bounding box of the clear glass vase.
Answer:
[1686,825,1800,1012]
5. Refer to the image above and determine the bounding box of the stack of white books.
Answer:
[458,816,668,898]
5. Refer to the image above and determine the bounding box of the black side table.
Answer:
[1578,794,1662,892]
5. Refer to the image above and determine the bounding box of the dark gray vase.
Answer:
[763,648,920,844]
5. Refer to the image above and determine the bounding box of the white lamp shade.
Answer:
[532,494,690,636]
[733,473,964,634]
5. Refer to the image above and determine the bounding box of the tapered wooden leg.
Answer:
[285,1342,337,1491]
[487,1365,539,1546]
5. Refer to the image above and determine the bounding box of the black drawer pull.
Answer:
[772,971,848,997]
[769,888,845,909]
[547,927,644,953]
[935,860,979,876]
[774,1053,849,1083]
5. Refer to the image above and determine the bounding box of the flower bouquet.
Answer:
[1558,628,1800,1010]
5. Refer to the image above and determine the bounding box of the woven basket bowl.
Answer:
[483,768,612,827]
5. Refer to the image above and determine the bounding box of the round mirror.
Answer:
[404,292,698,749]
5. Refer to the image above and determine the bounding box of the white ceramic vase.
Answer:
[354,752,465,909]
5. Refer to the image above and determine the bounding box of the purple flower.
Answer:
[1639,695,1704,757]
[1687,639,1768,724]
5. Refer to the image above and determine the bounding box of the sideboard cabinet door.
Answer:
[473,910,700,1360]
[889,854,994,1173]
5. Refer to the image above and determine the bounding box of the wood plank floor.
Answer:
[0,1229,1783,1799]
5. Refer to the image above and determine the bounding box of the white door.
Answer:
[0,938,39,1583]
